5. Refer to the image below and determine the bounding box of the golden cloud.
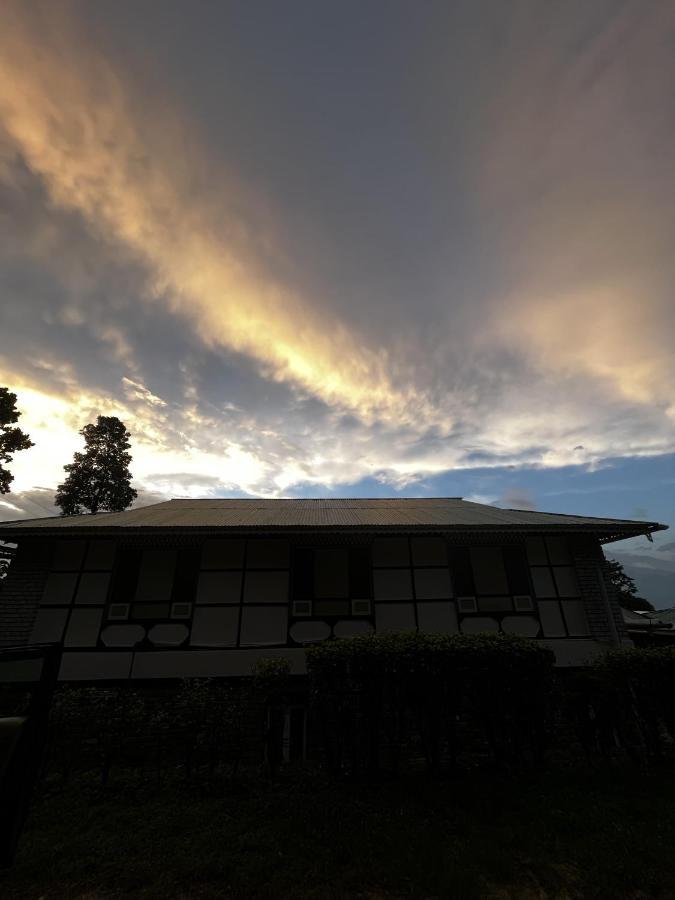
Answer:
[0,3,440,430]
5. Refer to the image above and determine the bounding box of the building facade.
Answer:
[0,498,667,680]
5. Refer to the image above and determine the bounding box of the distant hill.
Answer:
[609,547,675,610]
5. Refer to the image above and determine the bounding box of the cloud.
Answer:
[497,487,537,511]
[478,3,675,413]
[0,2,438,430]
[0,1,673,508]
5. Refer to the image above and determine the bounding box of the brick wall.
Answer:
[0,540,50,647]
[571,537,625,645]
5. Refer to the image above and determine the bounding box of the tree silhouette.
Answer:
[0,387,34,494]
[606,558,654,611]
[55,416,138,516]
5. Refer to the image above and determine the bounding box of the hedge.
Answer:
[8,640,675,787]
[306,632,555,775]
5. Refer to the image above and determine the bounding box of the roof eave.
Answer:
[0,521,667,540]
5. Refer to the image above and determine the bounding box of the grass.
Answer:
[2,764,675,899]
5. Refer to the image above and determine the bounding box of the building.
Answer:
[621,607,675,646]
[0,498,667,681]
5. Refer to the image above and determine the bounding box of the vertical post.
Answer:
[0,643,61,869]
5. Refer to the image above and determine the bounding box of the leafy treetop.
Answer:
[55,415,138,516]
[0,387,34,494]
[606,558,654,611]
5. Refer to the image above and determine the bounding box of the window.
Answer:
[314,549,349,599]
[372,538,409,568]
[414,568,452,600]
[291,546,373,618]
[192,538,290,648]
[373,569,413,601]
[195,571,242,604]
[190,606,239,647]
[470,547,509,595]
[109,547,199,629]
[243,571,289,604]
[201,539,245,570]
[32,540,116,648]
[134,550,176,606]
[240,606,288,646]
[526,537,582,638]
[372,537,455,636]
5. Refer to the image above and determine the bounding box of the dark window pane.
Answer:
[135,550,176,603]
[292,549,313,599]
[84,541,116,570]
[201,539,246,569]
[171,549,200,604]
[314,549,349,598]
[349,547,372,598]
[190,607,239,647]
[546,537,572,565]
[553,566,580,597]
[243,571,289,603]
[74,573,111,605]
[41,573,78,605]
[372,538,410,568]
[110,548,141,604]
[64,608,103,647]
[538,600,566,637]
[531,568,556,598]
[560,600,589,636]
[411,537,447,567]
[52,540,86,571]
[195,571,242,604]
[414,568,452,599]
[450,549,474,595]
[470,547,509,595]
[373,569,413,601]
[247,540,290,569]
[503,547,531,595]
[240,606,288,646]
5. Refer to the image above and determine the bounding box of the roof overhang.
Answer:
[0,521,666,542]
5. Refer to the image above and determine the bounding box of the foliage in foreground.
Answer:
[307,632,555,774]
[7,637,675,789]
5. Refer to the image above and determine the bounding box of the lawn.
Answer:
[2,764,675,899]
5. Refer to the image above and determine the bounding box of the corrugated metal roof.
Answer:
[0,498,666,542]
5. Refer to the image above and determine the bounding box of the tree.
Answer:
[55,416,138,516]
[606,558,654,611]
[0,387,34,494]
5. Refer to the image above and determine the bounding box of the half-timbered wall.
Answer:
[0,530,626,676]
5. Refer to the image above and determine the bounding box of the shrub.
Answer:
[306,632,555,775]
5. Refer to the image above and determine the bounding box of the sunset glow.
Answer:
[0,2,673,603]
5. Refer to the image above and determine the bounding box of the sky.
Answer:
[0,1,673,603]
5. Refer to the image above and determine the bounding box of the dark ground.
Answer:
[2,764,674,899]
